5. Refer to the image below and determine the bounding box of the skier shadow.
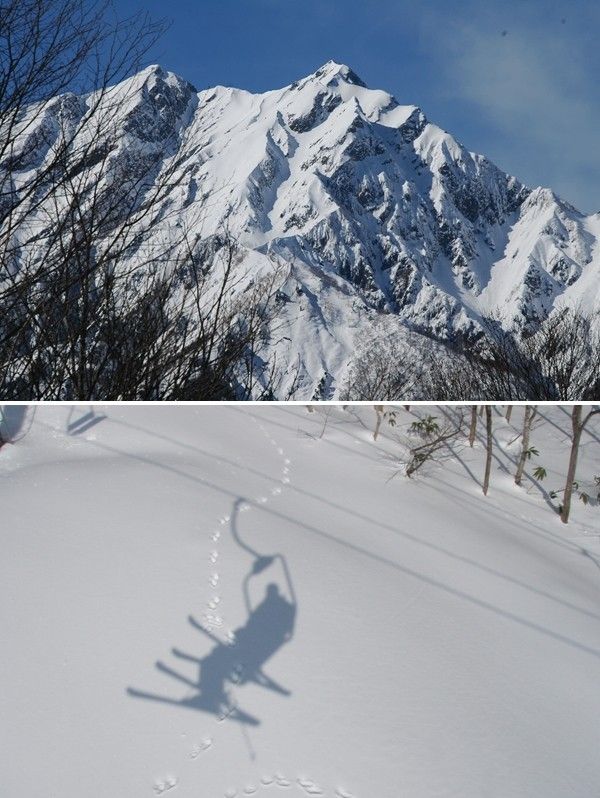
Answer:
[127,500,296,726]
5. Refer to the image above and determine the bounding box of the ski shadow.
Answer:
[127,500,296,727]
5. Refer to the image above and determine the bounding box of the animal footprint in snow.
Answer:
[243,786,258,795]
[209,573,219,587]
[297,778,323,795]
[189,739,211,759]
[231,663,244,684]
[202,613,223,629]
[335,789,354,798]
[207,596,221,610]
[260,776,275,786]
[190,737,213,757]
[224,789,237,798]
[282,476,290,484]
[271,486,282,496]
[226,630,237,646]
[153,776,178,794]
[256,496,268,504]
[284,458,291,465]
[210,551,219,563]
[239,502,250,513]
[218,703,237,722]
[219,516,230,526]
[275,775,292,788]
[211,531,221,542]
[277,447,284,455]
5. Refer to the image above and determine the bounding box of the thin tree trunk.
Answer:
[561,406,583,524]
[515,405,534,485]
[373,405,384,441]
[468,406,478,447]
[483,406,493,496]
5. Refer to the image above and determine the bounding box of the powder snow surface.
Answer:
[1,405,599,797]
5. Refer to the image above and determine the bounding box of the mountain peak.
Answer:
[137,63,166,80]
[310,60,367,88]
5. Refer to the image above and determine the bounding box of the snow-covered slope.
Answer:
[1,404,599,797]
[6,61,600,397]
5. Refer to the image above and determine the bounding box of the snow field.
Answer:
[0,404,599,797]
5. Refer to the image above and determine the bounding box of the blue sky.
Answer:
[120,0,600,212]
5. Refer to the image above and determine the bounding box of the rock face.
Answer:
[5,60,600,398]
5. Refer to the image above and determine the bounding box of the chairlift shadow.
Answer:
[67,407,106,436]
[127,498,296,727]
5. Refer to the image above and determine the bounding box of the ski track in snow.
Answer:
[151,416,352,797]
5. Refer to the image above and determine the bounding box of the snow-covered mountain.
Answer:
[9,61,600,397]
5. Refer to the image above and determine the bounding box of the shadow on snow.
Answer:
[127,499,296,726]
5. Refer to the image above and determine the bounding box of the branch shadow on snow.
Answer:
[550,406,600,447]
[436,406,482,488]
[440,406,560,513]
[127,499,296,727]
